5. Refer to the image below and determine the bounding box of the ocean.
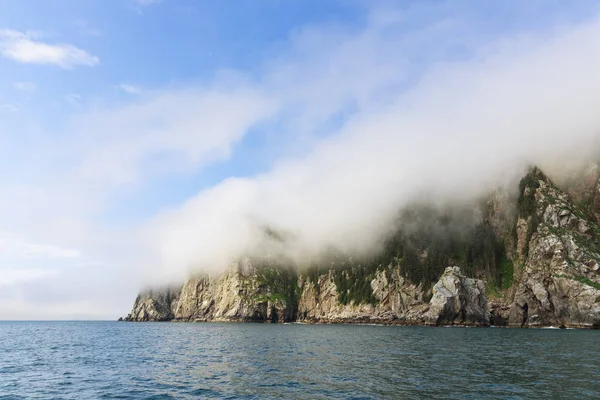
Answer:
[0,322,598,399]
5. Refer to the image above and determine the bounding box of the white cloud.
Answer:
[0,81,276,299]
[0,29,99,68]
[70,84,275,185]
[13,81,36,92]
[143,13,600,283]
[118,84,142,94]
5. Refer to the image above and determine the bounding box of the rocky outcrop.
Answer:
[508,169,600,328]
[126,259,297,323]
[423,267,488,326]
[125,286,181,321]
[126,263,488,326]
[488,298,511,326]
[295,266,487,325]
[296,268,427,324]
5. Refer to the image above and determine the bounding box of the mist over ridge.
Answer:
[140,13,600,286]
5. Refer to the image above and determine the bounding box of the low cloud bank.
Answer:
[143,13,600,284]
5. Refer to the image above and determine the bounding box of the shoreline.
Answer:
[119,318,600,329]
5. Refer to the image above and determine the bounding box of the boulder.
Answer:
[424,266,488,326]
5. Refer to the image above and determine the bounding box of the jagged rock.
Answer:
[125,286,181,321]
[296,268,427,324]
[177,260,297,322]
[126,259,297,323]
[423,267,488,326]
[509,170,600,328]
[488,298,510,326]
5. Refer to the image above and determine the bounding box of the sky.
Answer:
[2,0,600,319]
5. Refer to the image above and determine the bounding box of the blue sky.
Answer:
[2,0,600,319]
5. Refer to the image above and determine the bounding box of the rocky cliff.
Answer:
[126,264,488,326]
[126,286,181,322]
[508,168,600,328]
[127,258,298,323]
[296,267,428,324]
[125,166,600,328]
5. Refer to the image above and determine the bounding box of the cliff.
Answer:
[126,286,181,321]
[127,258,298,323]
[126,264,488,326]
[508,168,600,328]
[125,166,600,328]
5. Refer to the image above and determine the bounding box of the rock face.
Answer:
[126,264,487,326]
[126,287,180,321]
[423,267,487,326]
[125,166,600,328]
[508,169,600,328]
[126,259,298,323]
[295,266,487,325]
[296,268,427,324]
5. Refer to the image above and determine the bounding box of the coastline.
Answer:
[119,318,600,329]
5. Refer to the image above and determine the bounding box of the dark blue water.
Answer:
[0,322,599,399]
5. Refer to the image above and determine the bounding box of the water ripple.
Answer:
[0,322,599,399]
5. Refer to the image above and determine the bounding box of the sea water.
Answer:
[0,321,598,399]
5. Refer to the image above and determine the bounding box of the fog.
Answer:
[142,14,600,284]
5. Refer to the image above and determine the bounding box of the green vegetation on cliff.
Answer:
[381,207,508,288]
[573,275,600,290]
[498,255,514,289]
[517,170,541,219]
[333,266,379,305]
[302,252,380,306]
[299,204,513,306]
[517,170,542,259]
[241,258,300,307]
